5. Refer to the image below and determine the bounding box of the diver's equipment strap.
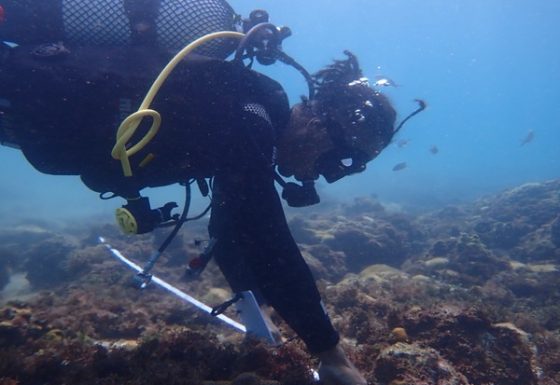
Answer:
[211,292,242,316]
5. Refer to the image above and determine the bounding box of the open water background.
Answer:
[1,0,559,224]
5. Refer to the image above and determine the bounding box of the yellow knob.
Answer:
[115,208,138,234]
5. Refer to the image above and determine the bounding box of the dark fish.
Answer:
[397,139,410,148]
[0,5,5,24]
[392,162,407,171]
[429,145,439,154]
[520,129,534,146]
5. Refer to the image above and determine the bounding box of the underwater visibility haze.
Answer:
[0,0,559,384]
[1,0,559,220]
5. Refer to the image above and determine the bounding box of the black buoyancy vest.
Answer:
[0,45,290,195]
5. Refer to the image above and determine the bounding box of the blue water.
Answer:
[1,0,559,223]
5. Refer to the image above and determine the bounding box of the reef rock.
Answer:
[400,307,540,385]
[405,232,510,286]
[471,180,560,258]
[0,301,47,347]
[23,238,84,289]
[374,342,469,385]
[289,197,423,277]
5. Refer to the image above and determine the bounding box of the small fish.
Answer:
[429,145,439,154]
[397,138,410,148]
[520,129,534,146]
[0,5,5,24]
[374,75,399,88]
[392,162,407,171]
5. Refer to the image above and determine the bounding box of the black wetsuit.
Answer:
[0,42,339,353]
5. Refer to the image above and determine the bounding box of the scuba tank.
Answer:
[0,0,239,58]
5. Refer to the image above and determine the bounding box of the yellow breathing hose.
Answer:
[111,31,245,177]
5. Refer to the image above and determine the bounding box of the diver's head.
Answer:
[277,51,397,183]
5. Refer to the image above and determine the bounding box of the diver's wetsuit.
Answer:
[0,42,339,353]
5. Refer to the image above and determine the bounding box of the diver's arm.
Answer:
[208,106,340,354]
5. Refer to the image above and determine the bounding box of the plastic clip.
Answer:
[135,271,153,289]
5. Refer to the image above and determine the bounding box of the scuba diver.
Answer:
[0,1,425,384]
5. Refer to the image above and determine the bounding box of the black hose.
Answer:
[234,22,279,63]
[393,99,427,136]
[276,50,315,100]
[157,182,191,253]
[186,202,212,222]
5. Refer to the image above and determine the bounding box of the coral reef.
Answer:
[471,180,560,261]
[408,232,511,286]
[290,197,423,280]
[399,308,540,385]
[1,179,560,384]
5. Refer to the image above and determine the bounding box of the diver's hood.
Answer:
[311,76,397,183]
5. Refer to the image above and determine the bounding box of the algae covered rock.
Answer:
[24,239,78,289]
[374,342,469,385]
[400,307,540,385]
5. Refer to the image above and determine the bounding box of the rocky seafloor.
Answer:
[0,179,559,385]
